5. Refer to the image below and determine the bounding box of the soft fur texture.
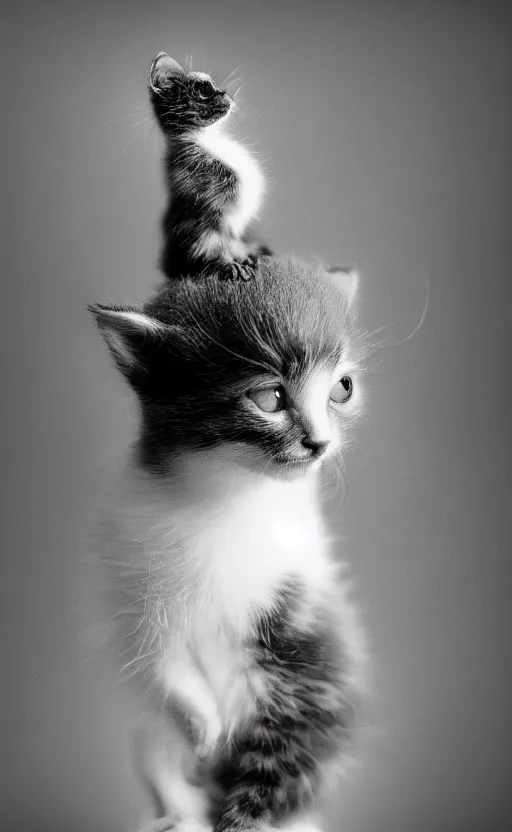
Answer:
[149,52,271,282]
[91,257,367,832]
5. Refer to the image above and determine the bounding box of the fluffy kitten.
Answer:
[149,52,271,282]
[90,258,367,832]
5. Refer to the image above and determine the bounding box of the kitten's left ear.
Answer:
[150,52,185,91]
[326,266,359,310]
[89,303,165,379]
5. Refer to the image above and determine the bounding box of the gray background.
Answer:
[2,2,511,831]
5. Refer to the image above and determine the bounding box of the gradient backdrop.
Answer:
[2,2,512,831]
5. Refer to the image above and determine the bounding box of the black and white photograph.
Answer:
[2,3,511,832]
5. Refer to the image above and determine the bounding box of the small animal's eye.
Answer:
[194,80,215,100]
[330,376,353,404]
[248,385,287,414]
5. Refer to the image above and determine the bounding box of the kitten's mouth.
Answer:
[274,453,315,468]
[213,95,233,118]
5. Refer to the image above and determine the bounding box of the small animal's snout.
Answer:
[301,437,330,458]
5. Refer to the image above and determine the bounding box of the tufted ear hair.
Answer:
[326,266,359,310]
[88,304,166,379]
[149,52,185,92]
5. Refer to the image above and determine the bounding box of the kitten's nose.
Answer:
[301,437,330,458]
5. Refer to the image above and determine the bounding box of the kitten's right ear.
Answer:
[150,52,185,92]
[89,303,165,379]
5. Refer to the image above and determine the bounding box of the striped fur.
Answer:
[149,53,271,281]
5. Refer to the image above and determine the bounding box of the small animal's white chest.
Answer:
[197,127,265,236]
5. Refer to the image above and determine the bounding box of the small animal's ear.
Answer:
[326,266,359,310]
[88,304,165,379]
[150,52,185,91]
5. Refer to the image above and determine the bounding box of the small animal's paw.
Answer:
[219,259,257,282]
[244,252,258,264]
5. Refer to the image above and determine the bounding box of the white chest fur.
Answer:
[103,455,335,720]
[196,124,265,236]
[188,474,330,632]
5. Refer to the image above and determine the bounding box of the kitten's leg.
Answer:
[134,710,212,826]
[137,819,181,832]
[134,660,222,829]
[138,819,211,832]
[165,657,223,761]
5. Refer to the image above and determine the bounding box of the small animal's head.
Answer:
[149,52,233,134]
[90,259,366,480]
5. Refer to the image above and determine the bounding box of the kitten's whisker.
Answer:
[381,274,430,349]
[239,107,266,121]
[222,65,244,87]
[359,271,430,355]
[106,110,152,127]
[226,79,246,102]
[106,119,154,138]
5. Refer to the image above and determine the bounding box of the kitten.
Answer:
[90,258,367,832]
[149,52,271,282]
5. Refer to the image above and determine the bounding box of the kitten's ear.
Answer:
[327,266,359,310]
[150,52,185,91]
[89,304,165,378]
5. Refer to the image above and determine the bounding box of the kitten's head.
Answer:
[90,258,365,480]
[149,52,233,134]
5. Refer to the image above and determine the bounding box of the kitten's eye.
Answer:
[330,376,353,404]
[194,80,215,100]
[248,385,287,413]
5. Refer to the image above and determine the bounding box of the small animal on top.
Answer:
[149,52,272,282]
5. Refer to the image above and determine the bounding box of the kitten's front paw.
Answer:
[137,818,177,832]
[138,821,211,832]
